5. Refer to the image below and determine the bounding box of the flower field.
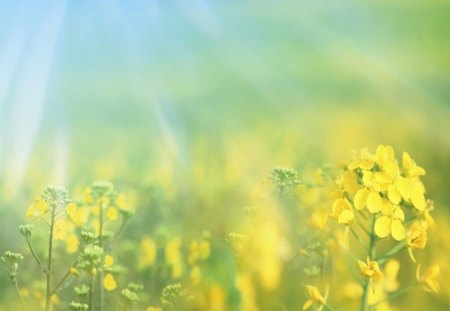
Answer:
[1,1,450,311]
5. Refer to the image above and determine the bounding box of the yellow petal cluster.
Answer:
[302,285,326,311]
[358,257,382,281]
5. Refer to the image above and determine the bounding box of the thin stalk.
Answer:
[323,303,335,311]
[88,275,94,311]
[113,218,128,240]
[373,283,417,306]
[359,215,376,311]
[377,242,406,265]
[350,227,368,252]
[356,219,370,236]
[25,238,47,273]
[52,260,78,295]
[45,204,56,311]
[98,200,105,311]
[14,280,29,311]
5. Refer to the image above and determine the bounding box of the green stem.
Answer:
[376,242,406,265]
[98,200,105,311]
[89,275,94,311]
[323,303,335,311]
[350,227,368,251]
[25,238,47,273]
[373,283,417,306]
[45,204,56,311]
[52,260,78,295]
[14,281,29,311]
[359,215,376,311]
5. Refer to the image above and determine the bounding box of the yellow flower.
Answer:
[53,219,74,241]
[65,234,79,254]
[407,221,427,262]
[116,193,126,209]
[336,171,359,194]
[331,198,355,225]
[375,145,395,168]
[139,237,157,269]
[395,177,426,211]
[70,266,79,276]
[51,294,60,305]
[309,210,328,231]
[84,188,93,204]
[302,285,327,311]
[104,255,114,268]
[66,203,89,227]
[358,257,382,281]
[199,240,210,259]
[103,273,117,291]
[374,201,405,241]
[416,264,439,293]
[402,152,425,177]
[383,259,400,293]
[25,198,48,218]
[106,207,118,220]
[348,148,375,171]
[165,238,183,278]
[190,265,201,284]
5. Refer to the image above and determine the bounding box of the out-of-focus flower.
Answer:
[402,152,425,178]
[416,264,439,293]
[66,203,89,227]
[139,237,157,269]
[66,234,79,254]
[25,198,48,219]
[330,198,355,225]
[165,238,183,278]
[302,285,327,311]
[407,221,427,262]
[103,273,117,291]
[104,255,114,268]
[383,260,400,293]
[53,219,74,241]
[106,207,118,220]
[309,210,328,231]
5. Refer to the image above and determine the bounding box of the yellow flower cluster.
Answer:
[332,145,431,241]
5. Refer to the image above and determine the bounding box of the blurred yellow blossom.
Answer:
[416,264,439,293]
[139,236,157,269]
[103,273,117,291]
[331,198,355,225]
[358,257,382,282]
[303,285,327,311]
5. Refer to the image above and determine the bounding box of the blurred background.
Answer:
[0,0,449,310]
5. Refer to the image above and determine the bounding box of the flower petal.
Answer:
[411,192,426,211]
[387,185,401,205]
[354,188,369,210]
[391,219,406,241]
[374,216,391,238]
[367,191,382,213]
[338,209,355,225]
